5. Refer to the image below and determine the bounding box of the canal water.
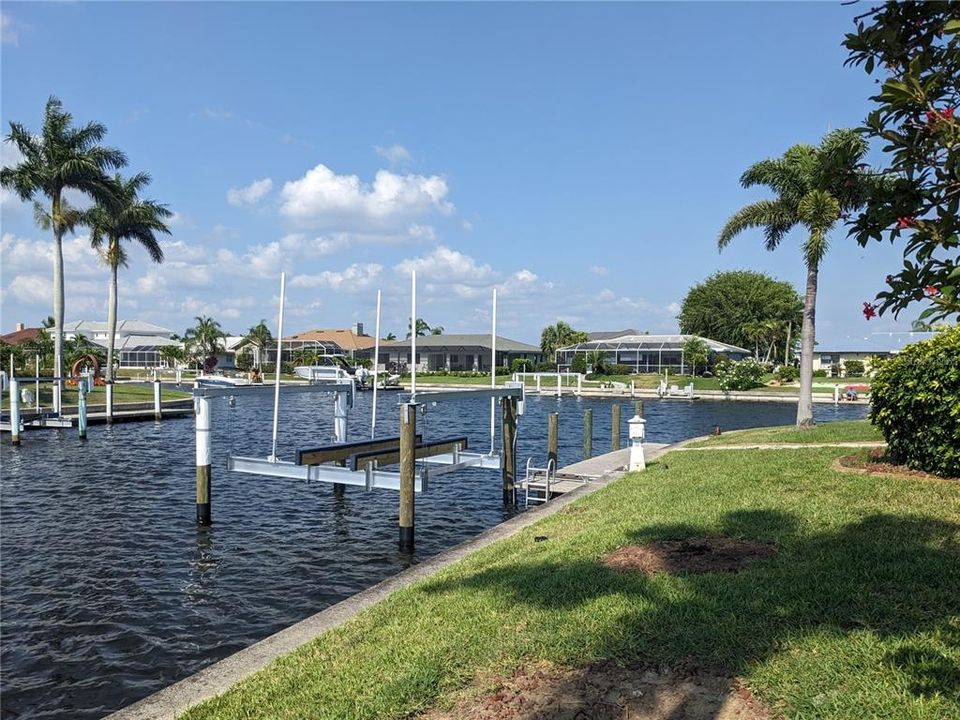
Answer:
[0,392,867,720]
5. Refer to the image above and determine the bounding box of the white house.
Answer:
[63,320,181,369]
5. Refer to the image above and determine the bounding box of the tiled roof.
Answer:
[0,327,42,345]
[283,328,377,351]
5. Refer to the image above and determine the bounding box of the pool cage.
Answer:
[555,334,750,374]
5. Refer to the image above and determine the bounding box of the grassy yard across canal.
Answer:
[182,420,959,720]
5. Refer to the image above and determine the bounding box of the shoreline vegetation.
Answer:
[175,419,958,720]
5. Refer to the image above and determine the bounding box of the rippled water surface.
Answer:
[0,391,867,720]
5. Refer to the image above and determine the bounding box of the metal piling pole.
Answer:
[154,378,162,420]
[105,381,114,423]
[399,403,416,551]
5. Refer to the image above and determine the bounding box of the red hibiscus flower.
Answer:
[924,285,939,296]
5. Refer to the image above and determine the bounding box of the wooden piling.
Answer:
[547,412,558,469]
[612,404,621,451]
[635,400,644,418]
[9,379,20,446]
[399,403,416,551]
[583,408,593,460]
[501,396,517,504]
[195,395,212,525]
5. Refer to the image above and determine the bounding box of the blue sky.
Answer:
[0,1,922,346]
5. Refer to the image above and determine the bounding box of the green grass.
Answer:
[182,426,960,720]
[686,420,886,447]
[27,383,193,407]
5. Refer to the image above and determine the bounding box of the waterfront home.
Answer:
[1,322,44,347]
[380,334,542,372]
[280,323,377,363]
[556,333,750,374]
[62,319,180,369]
[810,332,935,376]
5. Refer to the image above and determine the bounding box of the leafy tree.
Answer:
[88,172,171,381]
[243,319,274,369]
[430,325,444,335]
[291,348,319,366]
[41,316,55,329]
[539,321,589,362]
[64,333,106,370]
[678,270,802,357]
[183,316,226,370]
[719,129,873,427]
[844,3,960,323]
[682,337,710,376]
[21,329,54,369]
[0,96,126,408]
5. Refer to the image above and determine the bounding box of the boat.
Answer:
[195,374,254,388]
[294,355,356,383]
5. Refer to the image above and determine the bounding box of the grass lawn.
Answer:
[182,422,960,720]
[28,383,193,406]
[685,420,886,447]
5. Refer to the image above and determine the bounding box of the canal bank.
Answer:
[106,442,677,720]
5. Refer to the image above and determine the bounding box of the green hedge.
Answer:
[869,325,960,477]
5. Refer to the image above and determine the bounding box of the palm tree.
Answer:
[88,172,171,382]
[584,349,607,375]
[244,319,274,369]
[719,129,871,427]
[1,96,126,410]
[405,318,432,338]
[183,316,226,370]
[385,332,397,341]
[540,321,589,363]
[430,325,444,336]
[159,345,187,369]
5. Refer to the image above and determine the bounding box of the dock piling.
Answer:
[501,396,517,504]
[333,389,348,494]
[583,408,593,459]
[78,383,88,440]
[547,412,559,468]
[9,379,20,446]
[399,403,416,551]
[154,379,162,420]
[105,381,114,423]
[635,400,644,418]
[612,404,621,451]
[195,395,212,525]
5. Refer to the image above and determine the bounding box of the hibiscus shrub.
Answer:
[869,325,960,477]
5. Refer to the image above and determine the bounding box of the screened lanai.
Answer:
[555,334,750,374]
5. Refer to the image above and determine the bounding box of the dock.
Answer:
[520,443,670,502]
[1,400,194,433]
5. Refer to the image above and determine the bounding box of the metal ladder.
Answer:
[523,457,556,507]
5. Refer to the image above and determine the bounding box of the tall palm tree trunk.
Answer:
[106,248,118,382]
[52,193,65,414]
[797,263,818,427]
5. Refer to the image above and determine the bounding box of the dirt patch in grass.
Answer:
[602,537,777,576]
[833,449,954,483]
[420,661,773,720]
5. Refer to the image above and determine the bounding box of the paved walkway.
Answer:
[558,443,669,480]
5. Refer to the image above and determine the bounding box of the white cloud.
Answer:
[513,269,538,283]
[2,13,19,46]
[290,263,383,291]
[395,245,493,284]
[227,178,273,206]
[461,220,474,232]
[280,164,453,229]
[590,265,608,276]
[407,223,436,240]
[666,302,681,316]
[374,144,412,164]
[7,274,49,303]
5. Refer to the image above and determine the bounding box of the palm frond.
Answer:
[718,199,794,251]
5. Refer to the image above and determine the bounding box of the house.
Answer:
[62,320,180,369]
[380,334,543,372]
[1,323,43,347]
[810,332,935,376]
[280,323,377,363]
[556,333,750,374]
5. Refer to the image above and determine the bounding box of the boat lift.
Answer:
[200,271,524,549]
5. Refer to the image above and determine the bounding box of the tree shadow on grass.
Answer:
[420,509,960,716]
